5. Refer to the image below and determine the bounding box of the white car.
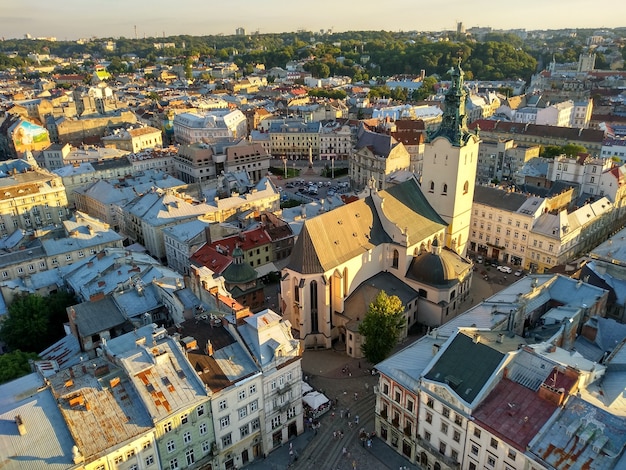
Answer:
[498,266,512,274]
[514,270,523,277]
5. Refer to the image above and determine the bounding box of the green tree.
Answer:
[0,292,75,352]
[0,350,39,384]
[358,291,406,364]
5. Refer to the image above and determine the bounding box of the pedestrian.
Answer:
[354,392,358,401]
[346,409,351,419]
[342,446,347,457]
[340,409,344,419]
[352,459,357,469]
[333,430,337,439]
[367,439,372,449]
[355,415,359,425]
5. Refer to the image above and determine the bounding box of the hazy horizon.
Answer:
[3,0,625,41]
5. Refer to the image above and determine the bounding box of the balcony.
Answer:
[416,436,460,469]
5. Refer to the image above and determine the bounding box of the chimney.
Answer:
[15,415,26,436]
[497,333,504,344]
[206,340,214,356]
[473,334,481,344]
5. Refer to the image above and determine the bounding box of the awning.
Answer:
[302,391,329,410]
[255,262,279,277]
[302,381,313,395]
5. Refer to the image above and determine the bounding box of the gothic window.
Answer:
[429,181,435,192]
[463,181,469,194]
[310,281,318,333]
[293,278,299,302]
[442,184,448,194]
[392,250,399,269]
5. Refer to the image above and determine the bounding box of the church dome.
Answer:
[406,240,462,287]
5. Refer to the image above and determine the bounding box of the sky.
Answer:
[3,0,625,41]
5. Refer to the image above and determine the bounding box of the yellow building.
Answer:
[0,159,69,236]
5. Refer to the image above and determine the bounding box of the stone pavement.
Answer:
[245,349,418,470]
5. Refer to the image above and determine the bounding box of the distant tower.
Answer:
[236,27,246,36]
[134,25,138,40]
[421,58,480,257]
[457,22,465,35]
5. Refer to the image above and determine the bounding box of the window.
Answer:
[126,450,135,459]
[426,397,434,408]
[202,441,211,454]
[240,424,250,438]
[145,456,155,466]
[487,455,496,467]
[424,431,431,442]
[114,456,124,464]
[220,416,230,428]
[199,422,207,435]
[490,438,498,449]
[251,418,261,431]
[453,430,461,442]
[167,440,175,453]
[425,412,433,424]
[1,271,7,278]
[218,399,227,411]
[440,423,448,435]
[439,441,446,455]
[394,391,401,403]
[508,449,517,460]
[129,465,138,470]
[238,389,247,401]
[163,421,172,433]
[181,413,188,425]
[471,444,479,455]
[407,399,414,413]
[143,442,152,450]
[185,449,195,466]
[183,431,191,444]
[271,416,282,430]
[249,384,257,394]
[250,399,258,412]
[222,434,232,447]
[197,405,205,416]
[451,449,458,462]
[239,407,248,419]
[442,407,450,418]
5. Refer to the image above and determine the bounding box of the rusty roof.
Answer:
[473,378,558,451]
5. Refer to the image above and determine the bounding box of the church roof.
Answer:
[406,246,471,287]
[286,178,446,274]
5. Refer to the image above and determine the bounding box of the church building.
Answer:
[279,61,477,356]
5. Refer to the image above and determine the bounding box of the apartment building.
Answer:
[266,120,322,161]
[0,159,69,236]
[350,126,410,191]
[374,274,610,469]
[476,139,540,183]
[105,326,215,470]
[173,110,247,145]
[469,186,545,266]
[101,126,163,152]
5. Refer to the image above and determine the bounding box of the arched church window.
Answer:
[392,250,399,269]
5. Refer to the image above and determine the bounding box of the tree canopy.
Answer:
[541,143,588,158]
[0,291,76,353]
[0,350,40,385]
[358,291,406,364]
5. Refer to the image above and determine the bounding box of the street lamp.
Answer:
[283,157,287,179]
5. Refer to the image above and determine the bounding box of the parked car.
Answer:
[476,256,483,264]
[514,270,523,277]
[498,266,512,274]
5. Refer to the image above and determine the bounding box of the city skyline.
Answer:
[4,0,625,41]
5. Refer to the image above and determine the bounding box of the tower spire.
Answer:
[428,57,475,147]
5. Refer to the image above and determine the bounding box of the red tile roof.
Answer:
[190,245,231,274]
[209,227,271,253]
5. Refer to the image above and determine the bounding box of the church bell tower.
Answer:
[421,58,480,257]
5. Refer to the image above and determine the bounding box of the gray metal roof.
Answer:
[424,331,506,405]
[0,374,76,470]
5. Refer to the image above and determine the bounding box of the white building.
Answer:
[173,110,248,145]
